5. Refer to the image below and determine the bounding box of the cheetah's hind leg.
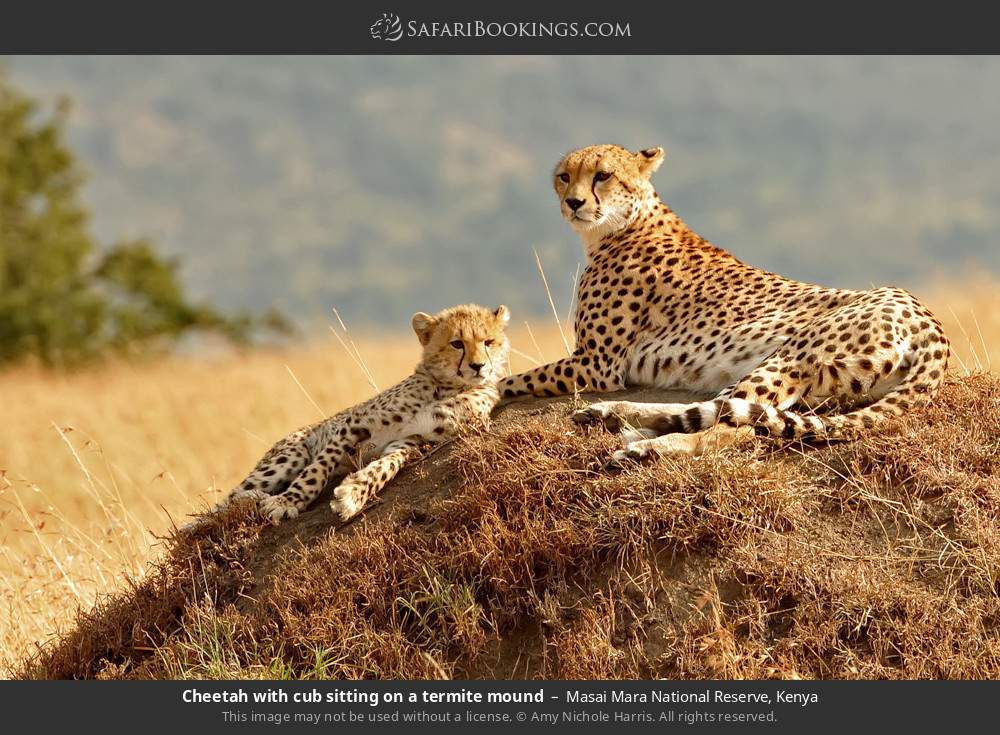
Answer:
[579,399,758,470]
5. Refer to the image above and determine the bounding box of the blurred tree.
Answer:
[0,73,286,366]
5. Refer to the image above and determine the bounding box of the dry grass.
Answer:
[921,277,1000,374]
[1,281,998,679]
[16,372,1000,680]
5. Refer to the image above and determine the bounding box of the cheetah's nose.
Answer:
[565,198,585,212]
[469,362,484,374]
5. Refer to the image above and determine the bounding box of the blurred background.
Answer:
[4,56,1000,342]
[1,56,998,674]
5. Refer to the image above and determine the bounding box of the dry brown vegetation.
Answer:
[2,282,999,679]
[15,371,1000,680]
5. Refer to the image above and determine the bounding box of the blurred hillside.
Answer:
[4,56,999,330]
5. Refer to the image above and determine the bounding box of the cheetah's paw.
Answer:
[330,481,364,521]
[605,432,696,471]
[230,488,269,506]
[572,402,626,433]
[605,444,653,472]
[178,489,270,533]
[605,433,710,471]
[258,494,300,525]
[619,427,658,444]
[178,517,208,534]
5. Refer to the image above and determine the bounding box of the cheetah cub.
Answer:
[186,304,510,528]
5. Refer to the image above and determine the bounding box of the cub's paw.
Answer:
[178,517,208,535]
[330,480,365,521]
[572,402,625,433]
[178,489,269,534]
[230,488,269,506]
[258,494,301,525]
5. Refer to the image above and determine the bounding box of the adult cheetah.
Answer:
[501,144,949,464]
[185,303,510,528]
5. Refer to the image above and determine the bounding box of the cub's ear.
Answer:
[636,146,665,176]
[411,312,436,345]
[494,304,511,327]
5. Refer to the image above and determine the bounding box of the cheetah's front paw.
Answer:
[572,402,626,433]
[330,480,364,521]
[258,494,301,525]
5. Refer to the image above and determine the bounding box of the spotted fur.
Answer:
[185,304,510,528]
[501,144,949,464]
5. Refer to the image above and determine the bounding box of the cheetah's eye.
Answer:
[558,173,570,183]
[450,340,464,349]
[594,171,612,182]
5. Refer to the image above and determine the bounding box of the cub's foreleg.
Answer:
[259,425,370,524]
[331,387,498,521]
[330,435,425,520]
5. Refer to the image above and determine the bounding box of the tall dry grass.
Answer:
[0,281,996,676]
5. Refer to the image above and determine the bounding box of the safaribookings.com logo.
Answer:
[369,13,631,42]
[370,13,404,41]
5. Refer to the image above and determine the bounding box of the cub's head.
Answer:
[411,304,511,387]
[553,144,664,236]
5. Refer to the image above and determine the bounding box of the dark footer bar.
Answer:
[1,680,992,733]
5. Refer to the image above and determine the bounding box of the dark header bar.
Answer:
[0,1,997,53]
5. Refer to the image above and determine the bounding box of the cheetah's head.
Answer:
[411,304,511,388]
[553,144,664,237]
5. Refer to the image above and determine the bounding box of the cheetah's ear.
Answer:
[494,305,510,327]
[636,147,665,177]
[411,312,437,345]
